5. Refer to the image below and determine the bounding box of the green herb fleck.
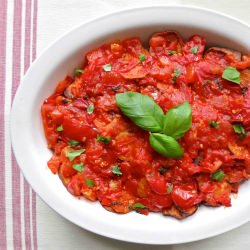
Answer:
[233,123,246,139]
[74,68,84,75]
[68,140,80,147]
[167,184,173,194]
[103,64,112,72]
[130,203,145,209]
[96,135,111,144]
[190,46,199,54]
[222,66,240,84]
[139,53,146,63]
[72,162,84,172]
[168,50,177,55]
[87,104,94,114]
[112,165,122,176]
[173,68,181,82]
[66,149,85,161]
[85,179,94,187]
[211,169,225,181]
[56,125,63,132]
[209,120,220,129]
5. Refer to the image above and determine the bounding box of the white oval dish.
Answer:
[11,6,250,245]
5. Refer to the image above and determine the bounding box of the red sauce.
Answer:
[41,31,250,219]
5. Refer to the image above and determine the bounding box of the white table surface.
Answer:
[5,0,250,249]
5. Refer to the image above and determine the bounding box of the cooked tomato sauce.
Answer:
[41,31,250,219]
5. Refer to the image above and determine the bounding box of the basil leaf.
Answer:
[209,120,220,129]
[167,184,173,194]
[163,101,192,139]
[233,124,246,140]
[211,169,225,181]
[116,92,164,132]
[66,149,85,161]
[222,66,240,84]
[149,133,184,158]
[173,68,181,82]
[96,135,111,144]
[139,53,146,63]
[72,163,84,172]
[56,125,63,132]
[190,46,198,54]
[130,203,145,209]
[103,64,112,72]
[68,140,80,147]
[233,123,246,135]
[87,104,94,114]
[112,165,122,176]
[74,68,84,75]
[168,50,177,55]
[85,179,94,187]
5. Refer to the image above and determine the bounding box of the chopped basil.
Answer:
[87,103,94,114]
[173,68,181,82]
[72,162,84,172]
[211,169,225,181]
[103,64,112,72]
[130,203,145,209]
[66,149,85,161]
[96,135,111,144]
[85,179,94,187]
[74,68,84,75]
[56,125,63,132]
[68,140,80,147]
[233,123,246,136]
[139,53,146,63]
[167,184,173,194]
[222,66,240,84]
[168,50,177,55]
[112,165,122,176]
[190,46,198,54]
[209,120,220,129]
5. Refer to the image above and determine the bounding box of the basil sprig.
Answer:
[116,92,164,132]
[115,92,192,158]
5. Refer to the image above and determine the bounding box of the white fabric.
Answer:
[35,0,250,249]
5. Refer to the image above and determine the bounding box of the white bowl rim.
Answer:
[11,5,250,245]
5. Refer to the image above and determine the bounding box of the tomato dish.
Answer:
[41,31,250,219]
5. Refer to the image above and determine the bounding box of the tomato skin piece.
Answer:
[62,116,97,141]
[171,183,202,209]
[146,174,167,195]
